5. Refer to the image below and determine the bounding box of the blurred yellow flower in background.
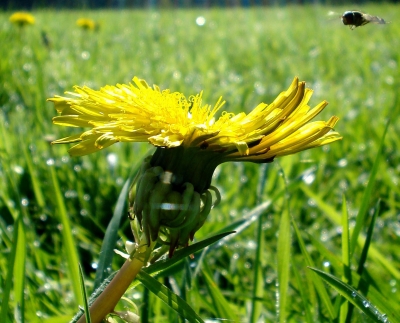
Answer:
[9,12,35,27]
[76,18,99,31]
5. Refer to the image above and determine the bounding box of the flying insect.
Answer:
[340,11,388,30]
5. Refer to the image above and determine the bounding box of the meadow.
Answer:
[0,3,399,323]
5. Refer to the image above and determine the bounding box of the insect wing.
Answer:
[362,13,387,25]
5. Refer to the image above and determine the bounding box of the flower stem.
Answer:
[77,241,154,323]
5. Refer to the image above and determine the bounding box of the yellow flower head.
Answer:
[9,12,35,27]
[76,18,99,31]
[50,76,341,160]
[50,77,342,254]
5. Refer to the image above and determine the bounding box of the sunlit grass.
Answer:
[0,4,399,322]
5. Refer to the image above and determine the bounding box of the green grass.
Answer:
[1,4,400,323]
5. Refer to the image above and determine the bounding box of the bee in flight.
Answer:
[341,11,388,29]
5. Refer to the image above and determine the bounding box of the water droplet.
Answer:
[81,51,90,60]
[362,300,370,308]
[80,209,88,217]
[23,63,32,71]
[40,214,47,221]
[132,292,141,300]
[107,153,118,167]
[21,198,29,206]
[302,172,315,185]
[232,253,239,260]
[320,230,329,242]
[307,198,316,207]
[351,291,357,298]
[247,240,256,249]
[74,165,81,172]
[61,156,70,163]
[323,261,330,268]
[338,158,348,167]
[33,240,41,247]
[65,190,78,198]
[83,194,90,201]
[91,262,98,269]
[57,224,63,231]
[46,159,54,166]
[13,165,24,174]
[195,16,206,26]
[244,262,251,269]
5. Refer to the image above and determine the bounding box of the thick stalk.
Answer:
[77,241,154,323]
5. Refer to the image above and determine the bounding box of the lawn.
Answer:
[0,4,399,323]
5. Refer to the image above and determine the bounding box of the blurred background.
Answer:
[3,0,400,10]
[1,1,399,323]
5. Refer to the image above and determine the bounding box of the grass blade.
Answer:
[301,185,400,280]
[349,119,390,256]
[249,213,264,323]
[292,264,313,323]
[142,231,235,277]
[340,196,351,323]
[13,214,26,323]
[50,165,83,306]
[309,268,389,323]
[78,264,91,323]
[94,176,133,290]
[277,207,291,323]
[201,261,237,321]
[1,214,20,322]
[137,270,204,323]
[292,218,336,320]
[346,199,381,323]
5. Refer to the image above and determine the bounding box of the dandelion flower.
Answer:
[76,18,99,31]
[49,77,341,255]
[9,12,35,27]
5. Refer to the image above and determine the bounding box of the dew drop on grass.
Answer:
[362,300,370,308]
[91,262,98,269]
[81,51,90,60]
[13,165,24,174]
[338,158,348,167]
[80,209,88,217]
[302,172,315,185]
[351,291,357,298]
[83,194,90,201]
[323,261,330,268]
[107,153,118,167]
[65,190,78,198]
[307,198,316,207]
[46,159,54,166]
[33,240,41,247]
[74,165,81,172]
[40,214,47,221]
[21,198,29,206]
[132,292,141,300]
[195,16,206,26]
